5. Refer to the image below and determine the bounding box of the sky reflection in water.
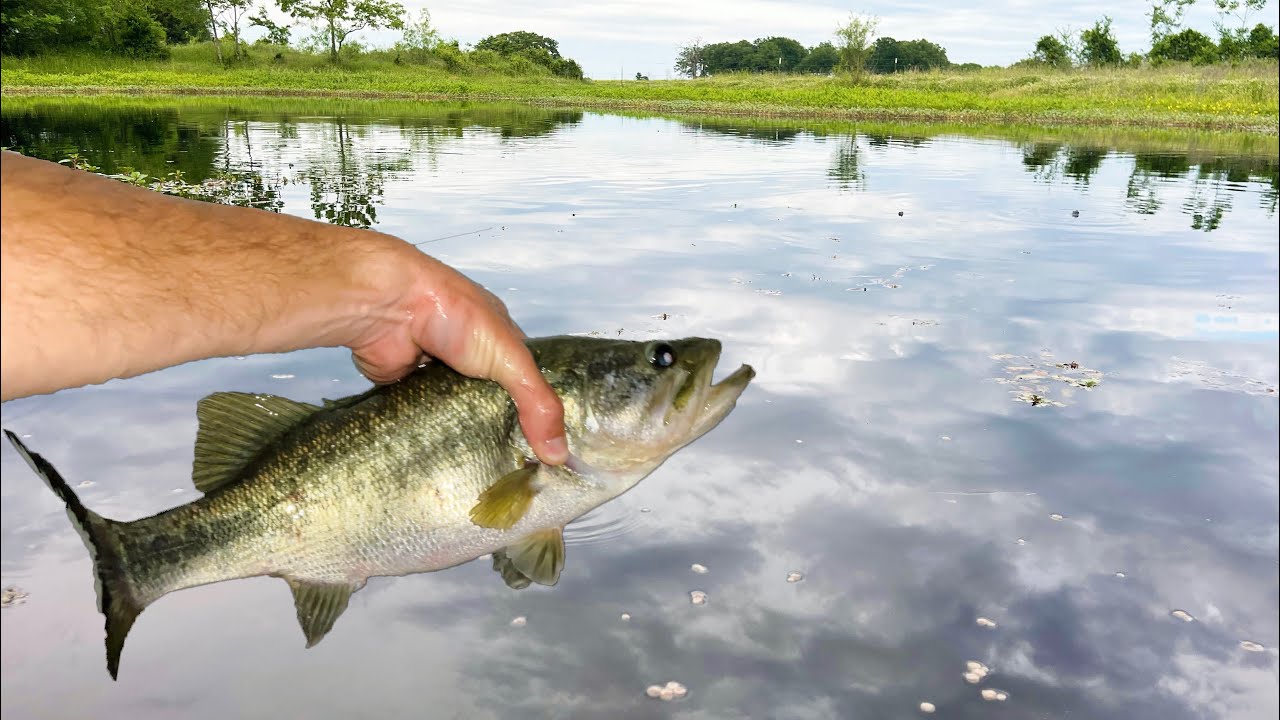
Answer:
[1,101,1277,719]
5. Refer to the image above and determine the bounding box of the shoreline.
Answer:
[4,83,1276,135]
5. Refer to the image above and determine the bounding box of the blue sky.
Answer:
[264,1,1278,79]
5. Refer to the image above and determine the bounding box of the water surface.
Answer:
[2,99,1277,719]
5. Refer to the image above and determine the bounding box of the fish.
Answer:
[3,335,753,680]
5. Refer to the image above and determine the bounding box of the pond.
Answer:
[2,98,1277,719]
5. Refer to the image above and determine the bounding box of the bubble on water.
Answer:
[940,436,952,441]
[963,672,983,684]
[690,563,708,574]
[667,681,688,698]
[510,616,527,627]
[690,590,708,606]
[620,613,631,622]
[77,480,94,488]
[20,434,32,439]
[171,488,185,494]
[1115,572,1127,579]
[919,701,936,713]
[795,439,804,444]
[1240,640,1265,652]
[646,685,663,698]
[271,374,295,380]
[975,617,997,628]
[1016,538,1027,545]
[1049,513,1065,521]
[1170,609,1195,622]
[980,688,1009,701]
[659,688,675,701]
[639,507,651,513]
[786,571,805,583]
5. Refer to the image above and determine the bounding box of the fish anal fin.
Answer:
[469,464,540,530]
[193,392,322,494]
[287,579,356,648]
[505,528,565,587]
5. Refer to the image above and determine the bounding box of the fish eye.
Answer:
[649,343,677,369]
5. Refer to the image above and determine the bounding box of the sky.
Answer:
[309,0,1280,79]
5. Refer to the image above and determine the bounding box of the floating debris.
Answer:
[975,617,998,628]
[981,688,1009,701]
[1166,358,1278,398]
[919,701,936,713]
[1049,513,1065,521]
[786,571,805,583]
[689,591,709,606]
[690,563,708,574]
[1240,640,1265,652]
[964,660,990,685]
[1,587,29,608]
[510,616,527,627]
[1071,210,1080,218]
[647,681,687,701]
[620,613,632,622]
[1170,609,1195,622]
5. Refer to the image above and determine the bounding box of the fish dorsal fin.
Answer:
[469,463,540,530]
[287,579,356,648]
[193,392,322,494]
[503,528,565,587]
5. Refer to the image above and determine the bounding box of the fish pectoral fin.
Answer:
[504,528,566,587]
[490,549,533,590]
[193,392,323,494]
[287,579,357,648]
[469,464,540,530]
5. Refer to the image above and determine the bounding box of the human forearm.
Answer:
[1,151,392,398]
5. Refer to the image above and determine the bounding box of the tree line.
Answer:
[0,0,585,78]
[675,1,1276,78]
[675,33,961,78]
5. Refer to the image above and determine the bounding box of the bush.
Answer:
[117,7,169,59]
[1149,28,1217,65]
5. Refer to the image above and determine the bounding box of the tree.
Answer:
[796,42,838,74]
[145,0,210,44]
[834,12,878,78]
[1247,22,1278,57]
[675,37,707,77]
[115,4,169,57]
[1080,16,1122,65]
[752,36,806,71]
[277,0,405,62]
[475,30,560,58]
[1149,27,1219,62]
[1032,34,1072,67]
[218,0,252,59]
[248,6,289,44]
[869,36,949,73]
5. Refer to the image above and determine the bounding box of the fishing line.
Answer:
[413,226,495,246]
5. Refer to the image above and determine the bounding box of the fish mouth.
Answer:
[684,348,755,442]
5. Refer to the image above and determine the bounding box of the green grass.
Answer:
[3,44,1278,132]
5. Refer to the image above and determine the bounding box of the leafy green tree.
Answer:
[795,41,838,73]
[674,38,707,77]
[1032,34,1072,67]
[145,0,209,44]
[1080,16,1122,65]
[248,7,289,44]
[1247,22,1278,57]
[752,36,806,71]
[834,12,878,78]
[277,0,405,62]
[475,30,583,78]
[114,3,169,57]
[395,7,437,57]
[1148,27,1218,62]
[869,36,949,73]
[702,40,754,72]
[217,0,252,59]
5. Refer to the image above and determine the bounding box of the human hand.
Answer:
[341,242,568,466]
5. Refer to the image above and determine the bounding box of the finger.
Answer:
[351,340,423,385]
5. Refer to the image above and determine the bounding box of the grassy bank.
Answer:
[2,47,1278,132]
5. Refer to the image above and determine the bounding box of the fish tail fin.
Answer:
[4,430,144,681]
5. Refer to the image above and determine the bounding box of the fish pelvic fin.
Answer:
[469,463,540,530]
[4,430,144,681]
[287,579,357,648]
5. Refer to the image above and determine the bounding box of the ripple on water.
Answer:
[563,504,652,547]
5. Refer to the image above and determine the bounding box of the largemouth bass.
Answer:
[4,335,753,680]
